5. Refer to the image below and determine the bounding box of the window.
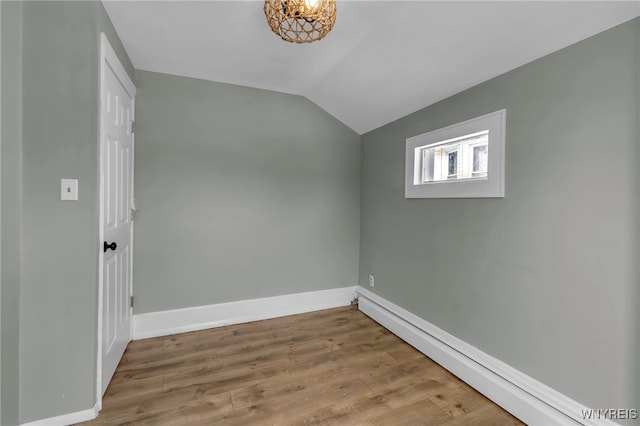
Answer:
[405,109,506,198]
[419,130,488,183]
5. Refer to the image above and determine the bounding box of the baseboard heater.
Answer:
[355,286,615,426]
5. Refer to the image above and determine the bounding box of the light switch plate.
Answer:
[61,179,78,201]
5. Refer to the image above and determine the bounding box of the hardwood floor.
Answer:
[79,305,525,425]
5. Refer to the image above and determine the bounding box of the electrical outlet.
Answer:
[369,275,375,287]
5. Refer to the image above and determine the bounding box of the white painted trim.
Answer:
[355,286,618,426]
[96,32,136,412]
[19,402,99,426]
[133,286,357,340]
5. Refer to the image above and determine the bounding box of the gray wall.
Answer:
[133,71,361,313]
[1,2,22,424]
[0,2,22,426]
[98,1,134,79]
[10,1,133,423]
[359,17,639,412]
[635,14,640,412]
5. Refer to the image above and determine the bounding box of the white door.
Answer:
[99,34,136,395]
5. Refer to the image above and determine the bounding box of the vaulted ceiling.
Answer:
[102,1,639,134]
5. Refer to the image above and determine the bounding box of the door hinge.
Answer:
[131,120,136,134]
[130,208,136,222]
[130,296,134,308]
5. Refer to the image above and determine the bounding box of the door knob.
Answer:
[104,241,117,252]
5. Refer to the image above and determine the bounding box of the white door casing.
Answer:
[98,33,136,400]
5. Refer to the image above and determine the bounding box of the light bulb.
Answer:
[304,0,319,11]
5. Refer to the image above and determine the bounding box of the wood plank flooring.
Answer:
[79,305,525,425]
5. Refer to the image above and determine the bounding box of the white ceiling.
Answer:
[102,1,639,134]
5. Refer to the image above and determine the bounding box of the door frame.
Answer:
[96,32,136,410]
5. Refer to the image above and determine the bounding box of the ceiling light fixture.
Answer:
[264,0,337,44]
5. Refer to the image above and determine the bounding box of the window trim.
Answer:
[405,109,506,198]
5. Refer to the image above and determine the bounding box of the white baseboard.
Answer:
[355,286,618,426]
[19,402,98,426]
[133,286,357,340]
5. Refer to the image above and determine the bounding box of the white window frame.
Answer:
[405,109,506,198]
